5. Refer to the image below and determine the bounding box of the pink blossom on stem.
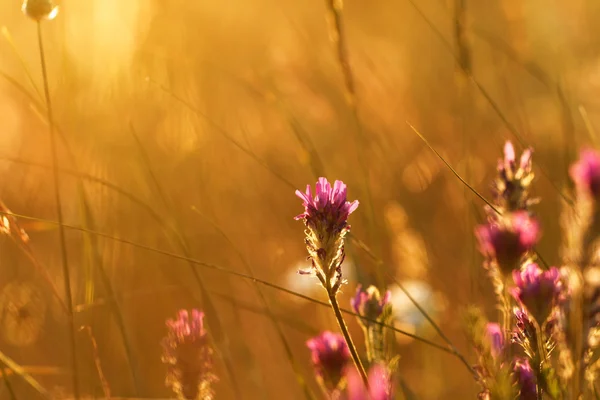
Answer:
[351,285,391,326]
[475,212,540,274]
[493,141,535,212]
[295,178,359,292]
[295,177,359,229]
[484,323,504,359]
[570,149,600,199]
[346,363,393,400]
[513,358,536,400]
[161,309,216,400]
[306,331,351,392]
[512,263,562,324]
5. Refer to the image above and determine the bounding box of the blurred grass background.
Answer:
[0,0,599,398]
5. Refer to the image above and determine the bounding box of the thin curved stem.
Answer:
[36,21,79,399]
[328,292,369,388]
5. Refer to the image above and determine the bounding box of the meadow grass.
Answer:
[1,0,599,399]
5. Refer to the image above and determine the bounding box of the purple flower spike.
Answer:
[570,149,600,199]
[512,263,562,324]
[347,363,393,400]
[484,323,504,359]
[295,178,359,292]
[162,309,216,400]
[306,331,351,392]
[351,285,392,328]
[513,358,537,400]
[475,212,540,274]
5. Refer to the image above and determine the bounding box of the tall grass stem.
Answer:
[328,292,369,387]
[36,21,80,400]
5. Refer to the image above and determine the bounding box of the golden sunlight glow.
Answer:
[62,0,152,84]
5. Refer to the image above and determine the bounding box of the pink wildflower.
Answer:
[512,263,562,324]
[484,323,504,359]
[570,149,600,199]
[161,310,216,400]
[306,331,351,393]
[346,363,393,400]
[475,212,540,274]
[513,358,536,400]
[295,178,358,292]
[351,285,392,328]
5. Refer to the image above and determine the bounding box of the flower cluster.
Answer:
[470,142,567,399]
[295,178,359,293]
[161,310,216,400]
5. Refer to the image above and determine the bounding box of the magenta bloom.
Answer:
[161,310,216,400]
[570,149,600,199]
[512,263,562,324]
[295,177,359,228]
[484,323,504,359]
[306,331,351,392]
[475,212,539,274]
[351,285,391,327]
[346,363,393,400]
[513,358,537,400]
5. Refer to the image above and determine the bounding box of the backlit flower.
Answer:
[306,331,350,392]
[295,178,358,293]
[512,263,562,324]
[351,285,391,328]
[494,141,535,212]
[485,323,504,359]
[346,363,393,400]
[475,212,539,274]
[513,358,536,400]
[570,149,600,199]
[161,310,216,400]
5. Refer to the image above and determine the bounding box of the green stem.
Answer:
[502,285,512,361]
[328,292,369,388]
[533,320,545,400]
[37,21,80,399]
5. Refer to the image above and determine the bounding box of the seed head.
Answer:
[22,0,59,21]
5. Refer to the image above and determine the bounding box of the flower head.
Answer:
[22,0,59,21]
[351,285,392,328]
[493,141,535,212]
[484,323,504,359]
[306,331,351,392]
[475,212,540,274]
[295,177,359,226]
[346,363,393,400]
[295,178,358,292]
[161,309,216,400]
[512,263,562,324]
[513,358,536,400]
[570,149,600,199]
